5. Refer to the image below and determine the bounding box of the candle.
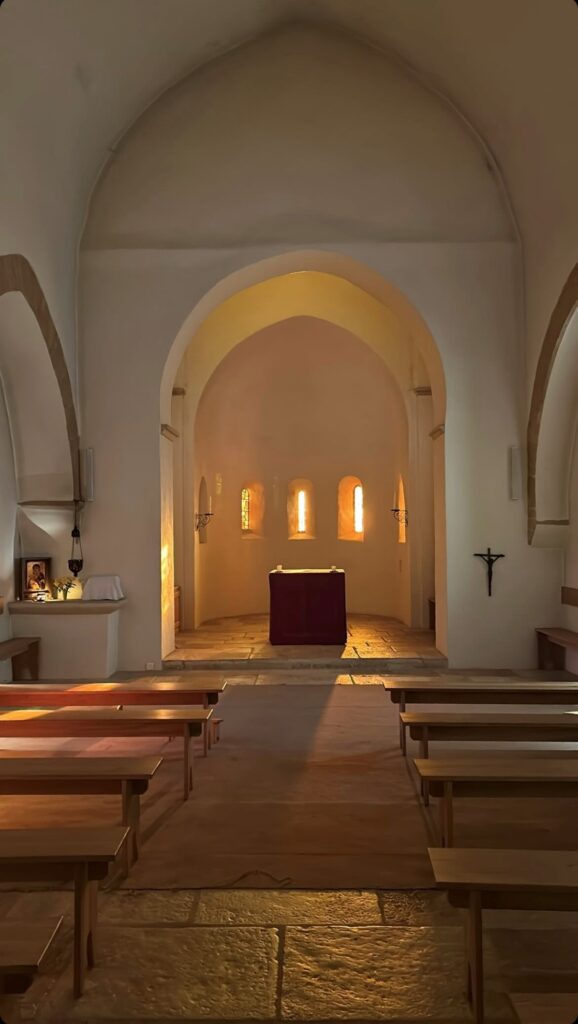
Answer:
[209,496,212,513]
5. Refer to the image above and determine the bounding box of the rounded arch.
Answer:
[161,252,447,652]
[161,250,446,426]
[527,262,578,542]
[0,254,80,499]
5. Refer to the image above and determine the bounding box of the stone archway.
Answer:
[161,253,447,657]
[527,262,578,543]
[0,254,80,498]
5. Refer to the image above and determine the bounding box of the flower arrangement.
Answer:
[52,576,77,600]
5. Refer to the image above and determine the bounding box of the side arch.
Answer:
[527,262,578,542]
[0,254,80,498]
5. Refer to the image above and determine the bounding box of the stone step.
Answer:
[162,656,447,673]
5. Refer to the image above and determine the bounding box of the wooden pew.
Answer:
[0,827,128,997]
[536,626,578,670]
[401,711,578,767]
[0,919,63,994]
[0,637,40,681]
[509,992,578,1024]
[383,678,578,754]
[0,676,226,709]
[0,707,212,801]
[0,756,161,866]
[429,847,578,1024]
[415,757,578,844]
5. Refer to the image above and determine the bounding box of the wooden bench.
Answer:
[509,993,578,1023]
[401,711,578,767]
[429,847,578,1024]
[536,627,578,670]
[0,826,127,997]
[0,919,63,994]
[0,637,40,681]
[415,757,578,845]
[0,707,212,801]
[384,678,578,754]
[0,756,161,867]
[0,676,226,710]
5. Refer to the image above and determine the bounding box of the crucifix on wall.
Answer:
[474,547,505,596]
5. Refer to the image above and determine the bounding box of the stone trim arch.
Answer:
[0,254,80,499]
[527,262,578,542]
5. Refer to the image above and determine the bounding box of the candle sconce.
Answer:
[390,508,408,526]
[195,512,214,531]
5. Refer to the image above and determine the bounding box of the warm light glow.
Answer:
[353,485,364,533]
[297,490,307,533]
[241,487,250,531]
[397,477,406,544]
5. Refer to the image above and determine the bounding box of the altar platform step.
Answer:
[161,654,447,673]
[164,613,444,672]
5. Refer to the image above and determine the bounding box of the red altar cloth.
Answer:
[268,568,347,645]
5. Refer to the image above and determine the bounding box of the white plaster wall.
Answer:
[80,241,560,669]
[190,318,409,624]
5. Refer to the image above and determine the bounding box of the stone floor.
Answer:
[3,888,578,1023]
[165,613,444,670]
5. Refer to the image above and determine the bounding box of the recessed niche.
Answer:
[240,482,265,538]
[338,476,364,541]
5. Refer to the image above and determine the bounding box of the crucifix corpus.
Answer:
[474,547,505,596]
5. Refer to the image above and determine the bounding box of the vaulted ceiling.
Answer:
[2,0,577,375]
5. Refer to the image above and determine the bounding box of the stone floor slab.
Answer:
[100,891,199,924]
[282,925,507,1020]
[65,925,278,1020]
[195,890,381,925]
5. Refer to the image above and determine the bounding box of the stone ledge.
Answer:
[8,599,126,616]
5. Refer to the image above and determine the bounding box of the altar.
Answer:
[268,568,347,645]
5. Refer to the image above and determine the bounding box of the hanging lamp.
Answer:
[68,501,84,577]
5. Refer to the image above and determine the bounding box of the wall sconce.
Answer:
[195,512,214,530]
[390,508,408,526]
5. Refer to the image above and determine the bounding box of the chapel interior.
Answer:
[1,2,578,1022]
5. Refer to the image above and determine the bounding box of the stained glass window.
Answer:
[241,487,250,531]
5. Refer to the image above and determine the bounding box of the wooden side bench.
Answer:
[536,627,578,670]
[0,637,40,680]
[429,847,578,1024]
[0,756,161,867]
[415,757,578,845]
[0,919,63,994]
[509,993,578,1023]
[401,711,578,771]
[385,678,578,754]
[0,706,212,801]
[0,827,128,997]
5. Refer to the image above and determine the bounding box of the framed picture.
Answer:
[16,557,52,601]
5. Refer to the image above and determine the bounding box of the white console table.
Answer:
[8,600,125,679]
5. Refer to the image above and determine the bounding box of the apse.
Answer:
[179,316,415,626]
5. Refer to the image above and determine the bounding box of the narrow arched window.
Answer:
[338,476,364,541]
[297,489,307,533]
[241,487,250,531]
[288,479,314,539]
[353,484,364,534]
[397,476,407,544]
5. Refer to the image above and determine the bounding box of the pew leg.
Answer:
[440,782,454,847]
[121,781,140,866]
[87,881,98,968]
[203,721,209,757]
[466,891,484,1024]
[399,693,406,754]
[183,725,194,800]
[420,729,430,805]
[73,865,91,997]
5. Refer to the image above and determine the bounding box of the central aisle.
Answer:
[126,682,434,889]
